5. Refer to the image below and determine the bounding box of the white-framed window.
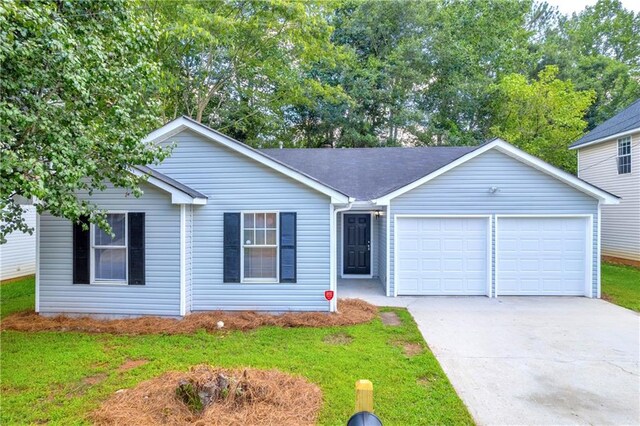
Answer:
[91,212,128,284]
[617,136,632,174]
[241,212,278,283]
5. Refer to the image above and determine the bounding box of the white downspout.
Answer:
[331,202,354,312]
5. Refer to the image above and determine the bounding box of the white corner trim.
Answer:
[373,139,620,205]
[569,127,640,150]
[35,212,40,313]
[129,168,206,205]
[179,205,186,316]
[144,117,349,203]
[385,204,391,297]
[597,202,602,298]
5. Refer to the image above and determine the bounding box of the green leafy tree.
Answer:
[489,66,595,172]
[147,0,346,147]
[0,0,167,241]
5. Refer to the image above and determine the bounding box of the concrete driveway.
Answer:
[342,283,640,425]
[397,297,639,425]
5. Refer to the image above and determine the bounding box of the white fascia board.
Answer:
[145,117,350,203]
[129,168,206,205]
[373,139,620,205]
[569,127,640,150]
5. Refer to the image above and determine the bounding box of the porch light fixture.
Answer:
[374,211,382,219]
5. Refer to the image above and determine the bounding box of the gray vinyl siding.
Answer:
[337,212,378,278]
[39,182,181,316]
[378,208,388,290]
[155,130,332,312]
[578,134,640,261]
[389,150,599,297]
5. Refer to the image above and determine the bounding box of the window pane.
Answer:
[244,247,277,279]
[266,230,277,245]
[244,230,254,245]
[265,213,276,228]
[95,248,126,280]
[256,213,265,229]
[256,229,265,245]
[244,213,254,229]
[95,214,126,246]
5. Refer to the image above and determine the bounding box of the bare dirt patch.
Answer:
[402,342,423,356]
[1,299,376,335]
[117,359,149,372]
[380,311,401,326]
[323,332,353,345]
[91,365,322,426]
[82,373,108,386]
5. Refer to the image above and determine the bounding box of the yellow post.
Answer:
[355,379,374,413]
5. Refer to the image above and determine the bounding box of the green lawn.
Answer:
[0,276,472,425]
[601,263,640,312]
[1,275,35,318]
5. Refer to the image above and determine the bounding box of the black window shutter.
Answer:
[280,212,296,283]
[128,213,145,285]
[223,213,241,283]
[73,216,90,284]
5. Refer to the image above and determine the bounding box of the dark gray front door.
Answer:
[343,214,371,275]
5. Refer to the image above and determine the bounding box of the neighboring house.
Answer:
[35,117,618,317]
[1,206,36,280]
[570,99,640,266]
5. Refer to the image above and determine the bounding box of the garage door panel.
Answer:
[497,217,589,296]
[397,217,489,295]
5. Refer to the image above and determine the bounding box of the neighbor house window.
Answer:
[242,212,278,282]
[617,137,632,174]
[91,213,127,283]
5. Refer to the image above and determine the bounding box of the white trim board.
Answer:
[144,117,350,204]
[373,139,620,205]
[35,212,40,313]
[393,214,493,297]
[179,204,187,316]
[494,214,594,298]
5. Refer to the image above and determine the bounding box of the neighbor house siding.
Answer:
[39,182,181,316]
[337,212,379,278]
[1,206,36,280]
[155,130,332,312]
[577,134,640,261]
[389,150,599,296]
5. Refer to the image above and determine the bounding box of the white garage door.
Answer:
[396,217,489,295]
[497,217,590,296]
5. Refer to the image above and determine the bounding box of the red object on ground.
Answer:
[324,290,334,301]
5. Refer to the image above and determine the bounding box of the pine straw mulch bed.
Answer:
[0,299,377,335]
[91,365,323,426]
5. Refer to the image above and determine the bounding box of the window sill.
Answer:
[241,279,279,284]
[89,281,129,286]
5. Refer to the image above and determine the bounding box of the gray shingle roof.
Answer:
[260,146,477,200]
[134,165,207,199]
[571,98,640,148]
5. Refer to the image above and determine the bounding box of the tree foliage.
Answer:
[0,0,168,241]
[489,66,595,172]
[2,0,638,237]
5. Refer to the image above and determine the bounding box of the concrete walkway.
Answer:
[340,281,640,425]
